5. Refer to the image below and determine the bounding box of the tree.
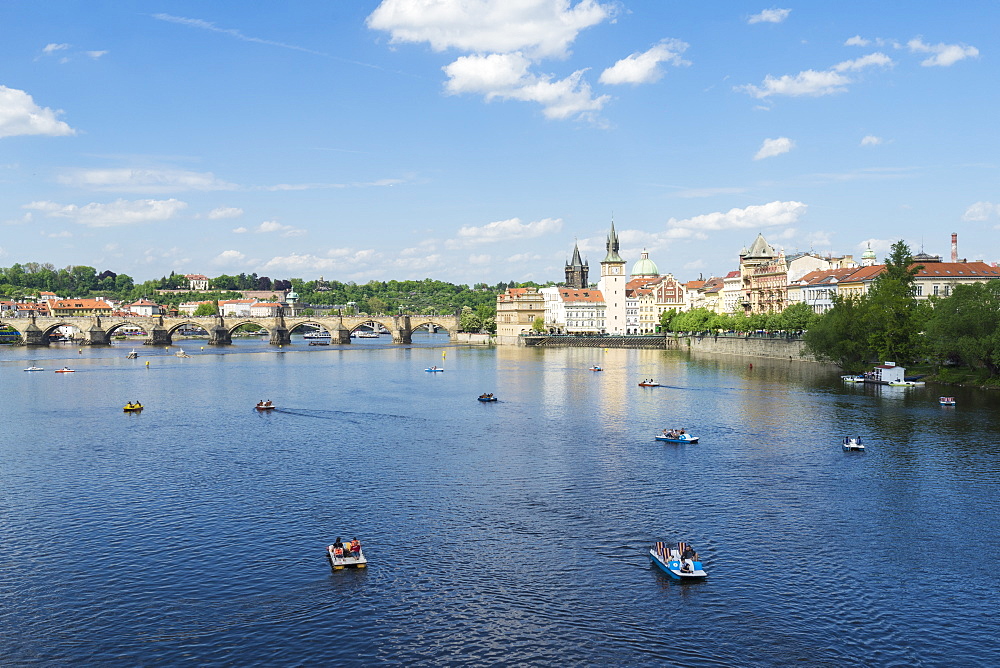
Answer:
[804,296,871,369]
[367,297,388,314]
[778,302,819,332]
[194,301,218,316]
[926,281,1000,375]
[864,240,926,365]
[531,316,546,333]
[459,305,483,332]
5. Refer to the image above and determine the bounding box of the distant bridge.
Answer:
[2,313,461,346]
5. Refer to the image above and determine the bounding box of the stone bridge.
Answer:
[3,313,461,346]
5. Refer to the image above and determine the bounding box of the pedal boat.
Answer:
[843,437,865,451]
[655,433,699,444]
[123,404,143,412]
[477,395,497,402]
[939,396,956,406]
[589,366,602,371]
[55,367,75,373]
[425,367,445,372]
[650,541,707,580]
[638,381,661,387]
[841,374,865,383]
[327,544,367,570]
[24,366,44,372]
[255,404,276,411]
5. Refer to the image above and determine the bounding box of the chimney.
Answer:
[951,233,958,263]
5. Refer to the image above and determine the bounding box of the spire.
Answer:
[603,219,623,263]
[569,241,584,268]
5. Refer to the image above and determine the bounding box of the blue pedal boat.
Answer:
[655,433,699,444]
[650,541,707,580]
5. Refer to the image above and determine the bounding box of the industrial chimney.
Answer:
[951,233,958,263]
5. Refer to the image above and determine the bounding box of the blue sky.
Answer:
[1,1,996,285]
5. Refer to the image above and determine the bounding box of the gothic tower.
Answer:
[564,242,589,289]
[597,220,627,334]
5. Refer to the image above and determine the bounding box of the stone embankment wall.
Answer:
[521,335,677,349]
[455,333,493,344]
[682,334,820,362]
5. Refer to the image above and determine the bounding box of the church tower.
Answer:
[564,242,589,289]
[597,220,627,334]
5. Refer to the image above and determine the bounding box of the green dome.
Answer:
[631,250,659,277]
[862,244,876,260]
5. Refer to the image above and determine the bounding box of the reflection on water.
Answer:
[1,339,998,666]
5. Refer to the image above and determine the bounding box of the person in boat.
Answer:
[682,544,696,561]
[681,560,693,573]
[662,429,669,437]
[125,402,133,409]
[679,429,686,439]
[349,537,361,558]
[134,401,141,408]
[265,400,272,407]
[257,400,264,407]
[331,537,345,560]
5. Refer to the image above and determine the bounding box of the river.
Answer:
[1,336,998,666]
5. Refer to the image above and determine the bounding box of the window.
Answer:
[933,285,939,296]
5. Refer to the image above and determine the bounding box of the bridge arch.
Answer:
[165,320,212,338]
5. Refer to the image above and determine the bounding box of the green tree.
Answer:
[778,302,819,332]
[367,296,388,314]
[459,305,483,332]
[193,301,218,316]
[926,281,1000,375]
[865,240,925,365]
[531,316,546,333]
[804,296,872,369]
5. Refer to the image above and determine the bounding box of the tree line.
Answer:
[0,264,503,331]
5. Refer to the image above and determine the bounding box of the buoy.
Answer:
[78,349,82,354]
[201,346,204,350]
[145,361,150,367]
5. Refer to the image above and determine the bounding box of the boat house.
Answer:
[869,362,905,385]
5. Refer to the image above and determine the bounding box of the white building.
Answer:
[127,298,161,316]
[219,299,256,317]
[250,302,282,317]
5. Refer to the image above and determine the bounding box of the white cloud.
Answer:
[42,230,73,238]
[213,250,248,266]
[844,35,869,46]
[599,39,690,85]
[232,226,248,233]
[24,198,187,227]
[754,136,794,160]
[739,53,891,98]
[833,53,893,72]
[859,238,893,255]
[43,43,71,54]
[0,85,76,138]
[667,200,807,232]
[962,201,1000,221]
[260,249,383,274]
[86,50,108,59]
[860,135,883,146]
[57,168,237,193]
[208,206,244,219]
[451,216,563,246]
[747,8,791,24]
[367,0,616,59]
[907,37,979,67]
[468,253,492,265]
[507,252,542,263]
[253,220,306,237]
[443,52,609,120]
